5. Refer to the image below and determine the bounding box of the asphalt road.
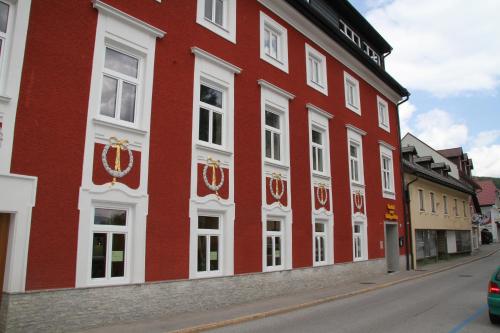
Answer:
[208,252,500,333]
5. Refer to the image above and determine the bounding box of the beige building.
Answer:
[401,136,475,269]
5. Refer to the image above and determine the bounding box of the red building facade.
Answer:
[0,0,408,328]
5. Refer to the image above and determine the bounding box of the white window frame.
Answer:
[349,140,363,185]
[260,12,289,73]
[311,127,326,174]
[195,214,223,278]
[377,96,390,132]
[362,42,380,65]
[98,44,143,126]
[443,195,448,215]
[353,221,365,261]
[430,192,436,213]
[339,19,361,47]
[379,145,395,199]
[264,108,283,163]
[0,0,13,91]
[88,205,131,286]
[313,221,327,266]
[305,43,328,95]
[196,0,236,43]
[418,189,425,211]
[308,104,332,178]
[264,218,285,272]
[197,80,227,148]
[344,72,361,114]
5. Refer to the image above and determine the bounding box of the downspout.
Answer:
[396,94,410,270]
[405,175,418,270]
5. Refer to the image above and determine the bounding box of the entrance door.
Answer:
[0,214,10,304]
[385,223,399,273]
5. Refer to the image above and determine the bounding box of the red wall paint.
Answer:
[11,0,406,289]
[93,143,141,189]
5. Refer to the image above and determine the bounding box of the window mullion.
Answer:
[106,232,112,280]
[115,80,124,120]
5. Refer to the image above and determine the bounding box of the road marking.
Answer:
[448,305,488,333]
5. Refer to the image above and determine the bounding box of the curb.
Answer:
[169,247,500,333]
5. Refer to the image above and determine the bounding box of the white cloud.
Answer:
[469,144,500,177]
[472,130,500,147]
[398,101,416,136]
[365,0,500,96]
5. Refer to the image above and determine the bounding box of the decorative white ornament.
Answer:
[269,173,285,200]
[102,137,134,180]
[203,157,224,193]
[354,191,363,210]
[316,184,328,206]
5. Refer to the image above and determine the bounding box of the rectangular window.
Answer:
[339,20,360,47]
[380,145,395,199]
[305,44,328,95]
[463,201,467,217]
[454,199,458,216]
[0,1,9,80]
[314,222,326,264]
[353,223,363,260]
[265,110,282,162]
[265,220,283,269]
[99,47,140,124]
[362,42,380,65]
[91,208,128,281]
[196,0,236,43]
[260,12,289,73]
[198,83,224,146]
[197,215,221,274]
[377,96,390,132]
[430,192,436,213]
[419,189,425,211]
[349,142,360,183]
[344,72,361,114]
[443,195,448,215]
[311,129,324,173]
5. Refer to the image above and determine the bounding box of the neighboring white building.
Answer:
[476,179,500,242]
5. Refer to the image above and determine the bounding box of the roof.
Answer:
[285,0,409,98]
[403,159,474,195]
[438,147,463,159]
[476,180,498,206]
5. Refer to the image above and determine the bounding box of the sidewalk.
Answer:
[80,243,500,333]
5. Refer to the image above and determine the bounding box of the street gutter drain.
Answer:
[359,282,376,285]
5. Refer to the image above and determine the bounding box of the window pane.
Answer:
[312,130,321,144]
[104,48,138,78]
[210,235,219,271]
[271,33,278,59]
[212,112,222,145]
[120,82,136,123]
[91,233,107,279]
[199,108,210,142]
[197,236,207,272]
[267,220,281,232]
[204,0,213,20]
[315,237,319,262]
[350,144,357,157]
[264,29,270,56]
[100,76,118,118]
[312,147,317,171]
[315,223,325,232]
[275,237,281,265]
[354,224,361,233]
[198,216,219,229]
[273,132,280,160]
[265,111,280,129]
[94,208,126,226]
[320,237,325,262]
[266,236,273,266]
[265,130,272,158]
[215,0,224,26]
[318,149,323,172]
[111,233,125,277]
[0,1,8,33]
[200,85,222,108]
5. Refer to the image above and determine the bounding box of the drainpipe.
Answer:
[405,176,418,269]
[396,95,410,270]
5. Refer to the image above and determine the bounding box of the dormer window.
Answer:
[362,42,380,65]
[339,20,360,47]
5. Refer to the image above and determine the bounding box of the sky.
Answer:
[349,0,500,177]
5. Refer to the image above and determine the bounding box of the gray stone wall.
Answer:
[0,259,386,333]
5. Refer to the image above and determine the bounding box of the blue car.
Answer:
[488,266,500,324]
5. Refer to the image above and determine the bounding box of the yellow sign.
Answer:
[385,204,398,220]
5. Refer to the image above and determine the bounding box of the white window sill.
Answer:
[196,18,236,44]
[86,278,130,287]
[191,271,224,279]
[383,190,395,200]
[353,257,366,262]
[312,171,331,180]
[264,159,289,171]
[92,118,148,136]
[195,142,232,156]
[263,265,285,273]
[0,94,11,104]
[307,81,328,96]
[346,103,361,115]
[313,261,329,267]
[379,124,390,133]
[351,181,365,188]
[261,55,289,74]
